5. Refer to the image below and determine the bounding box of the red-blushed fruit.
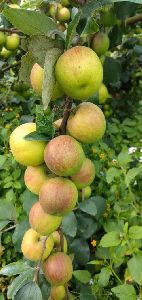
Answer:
[39,177,78,216]
[71,158,95,189]
[91,32,110,56]
[21,228,54,261]
[98,83,109,104]
[79,186,92,200]
[29,202,62,235]
[55,46,103,100]
[67,102,106,144]
[52,231,68,253]
[57,7,70,22]
[44,135,85,176]
[44,252,73,285]
[9,123,46,166]
[5,33,20,51]
[50,285,66,300]
[24,165,49,195]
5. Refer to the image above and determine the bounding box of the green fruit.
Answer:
[39,177,78,215]
[55,46,103,101]
[10,123,46,166]
[44,135,85,176]
[50,285,66,300]
[57,7,70,22]
[92,32,110,56]
[61,0,70,7]
[98,83,109,104]
[48,3,57,18]
[52,231,68,253]
[44,252,73,285]
[104,109,112,118]
[104,104,110,110]
[0,32,6,48]
[5,33,20,51]
[71,158,95,189]
[79,186,92,200]
[67,102,106,143]
[1,47,12,58]
[29,202,62,235]
[100,6,118,27]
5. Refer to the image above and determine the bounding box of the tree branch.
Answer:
[1,225,16,233]
[1,61,21,73]
[60,97,72,135]
[126,14,142,25]
[0,28,21,34]
[33,236,48,284]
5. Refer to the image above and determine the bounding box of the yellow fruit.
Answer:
[1,47,12,58]
[50,285,66,300]
[98,83,109,104]
[24,165,49,195]
[57,7,70,22]
[5,33,20,51]
[0,32,6,48]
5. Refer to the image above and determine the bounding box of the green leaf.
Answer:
[12,220,29,252]
[98,267,112,287]
[104,57,122,84]
[0,220,9,231]
[15,282,43,300]
[24,132,49,141]
[0,199,16,221]
[81,17,99,38]
[129,225,142,240]
[0,261,32,276]
[42,48,63,109]
[93,196,106,220]
[19,52,35,85]
[65,11,81,49]
[0,294,4,300]
[125,166,142,187]
[76,212,98,239]
[3,8,57,36]
[128,254,142,284]
[7,270,34,299]
[114,2,138,20]
[61,212,77,237]
[36,105,55,139]
[112,284,136,300]
[78,197,97,216]
[100,231,121,247]
[0,155,6,168]
[73,270,91,284]
[71,238,90,266]
[20,190,38,215]
[118,148,132,166]
[106,167,121,184]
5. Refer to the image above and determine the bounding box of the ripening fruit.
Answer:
[100,6,118,27]
[50,285,66,300]
[79,186,92,200]
[98,83,109,104]
[39,177,78,215]
[71,158,95,189]
[24,165,50,195]
[57,7,70,22]
[21,228,54,261]
[48,3,57,18]
[52,231,68,253]
[30,63,63,100]
[10,123,46,166]
[67,102,106,143]
[29,202,62,235]
[55,46,103,100]
[44,252,73,285]
[91,32,110,56]
[1,47,12,58]
[57,23,66,32]
[44,135,85,176]
[5,34,20,51]
[0,32,6,48]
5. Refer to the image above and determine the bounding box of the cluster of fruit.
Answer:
[48,0,70,32]
[0,32,20,59]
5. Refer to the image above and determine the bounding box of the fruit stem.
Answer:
[33,236,48,284]
[58,228,64,252]
[60,97,72,135]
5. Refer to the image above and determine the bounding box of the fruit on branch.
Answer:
[24,165,51,195]
[5,34,20,51]
[57,7,70,22]
[30,63,63,99]
[55,46,103,100]
[0,32,6,48]
[98,83,109,104]
[91,32,110,56]
[71,158,95,189]
[44,252,73,285]
[100,6,118,27]
[39,177,78,215]
[21,228,54,261]
[67,102,106,143]
[50,285,66,300]
[10,123,46,166]
[53,118,62,130]
[79,186,92,200]
[1,47,12,58]
[52,231,68,253]
[29,202,62,235]
[44,135,85,176]
[48,3,57,18]
[61,0,70,7]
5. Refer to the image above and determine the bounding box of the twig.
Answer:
[1,61,21,73]
[82,189,85,201]
[60,97,72,135]
[0,28,21,34]
[126,14,142,25]
[58,228,64,252]
[1,225,16,233]
[33,236,48,284]
[65,283,70,300]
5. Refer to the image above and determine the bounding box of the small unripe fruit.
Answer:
[1,47,12,58]
[10,123,46,166]
[67,102,106,144]
[91,32,110,56]
[71,158,95,189]
[29,202,62,235]
[52,231,68,253]
[100,7,118,27]
[0,32,6,48]
[39,177,78,216]
[50,285,66,300]
[98,83,109,104]
[24,165,49,195]
[44,135,85,176]
[21,228,54,261]
[48,4,57,18]
[57,7,70,22]
[79,186,92,200]
[61,0,70,6]
[5,33,20,51]
[55,46,103,101]
[44,252,73,285]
